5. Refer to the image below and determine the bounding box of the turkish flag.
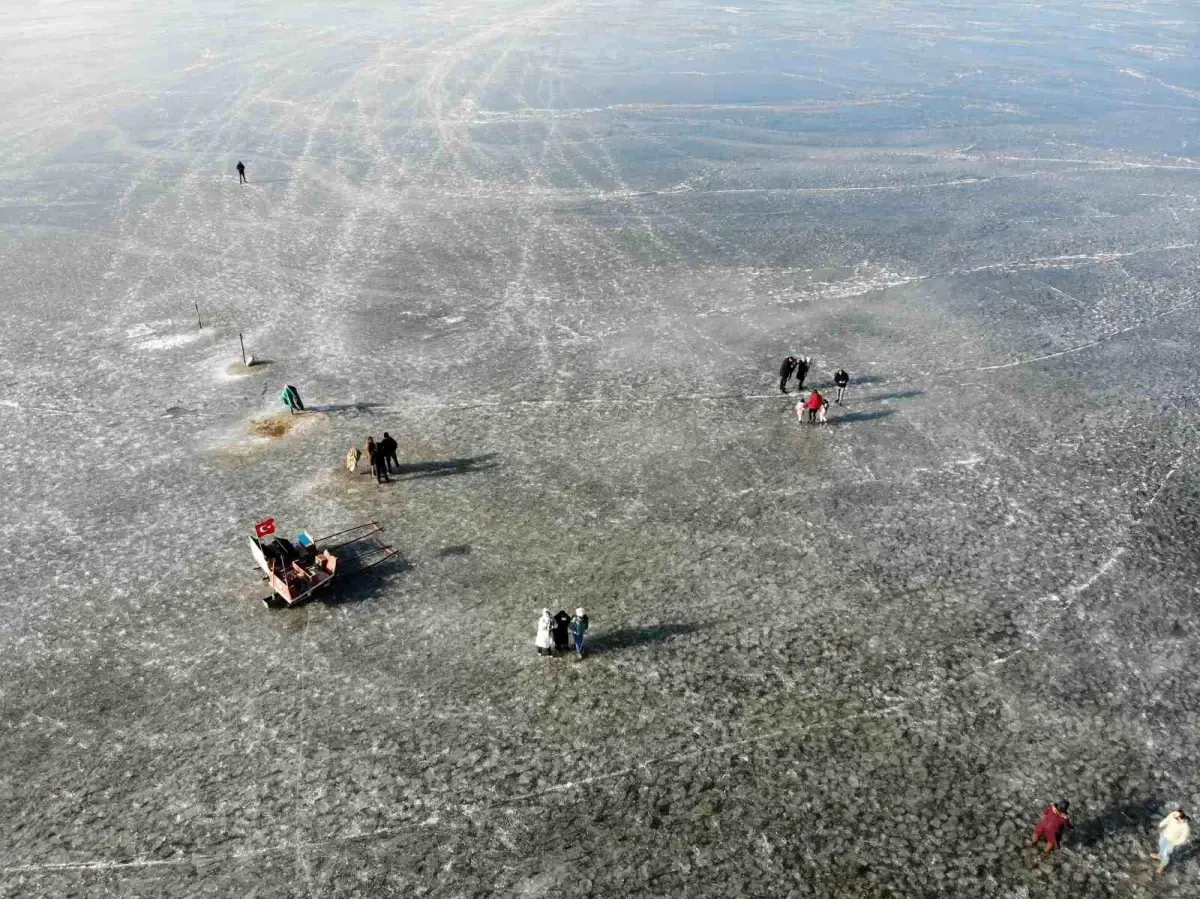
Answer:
[254,518,276,539]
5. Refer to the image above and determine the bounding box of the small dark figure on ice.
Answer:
[365,436,390,484]
[834,368,850,404]
[551,610,572,653]
[380,432,399,474]
[1030,799,1072,853]
[237,161,247,184]
[794,356,810,390]
[779,356,798,393]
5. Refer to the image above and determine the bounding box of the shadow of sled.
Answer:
[309,402,385,413]
[587,623,701,654]
[829,409,895,426]
[394,454,499,480]
[320,557,415,607]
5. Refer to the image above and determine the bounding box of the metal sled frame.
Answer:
[251,521,400,608]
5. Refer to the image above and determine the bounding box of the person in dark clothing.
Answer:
[834,369,850,404]
[365,436,386,483]
[370,439,390,483]
[237,161,247,184]
[551,610,571,653]
[795,356,810,390]
[380,432,399,474]
[778,356,798,393]
[569,608,589,658]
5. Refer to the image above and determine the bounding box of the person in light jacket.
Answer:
[1154,809,1191,872]
[535,609,554,656]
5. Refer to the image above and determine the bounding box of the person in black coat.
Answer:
[778,356,798,393]
[373,441,391,483]
[834,369,850,404]
[237,161,247,184]
[380,432,399,474]
[551,610,571,653]
[795,356,810,390]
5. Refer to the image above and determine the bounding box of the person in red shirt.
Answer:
[805,389,824,424]
[1030,799,1072,852]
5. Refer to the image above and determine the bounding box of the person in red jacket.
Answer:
[805,389,824,424]
[1030,799,1072,852]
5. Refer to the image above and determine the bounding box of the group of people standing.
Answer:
[345,433,400,483]
[778,355,811,393]
[780,355,852,425]
[535,608,589,659]
[1031,799,1192,874]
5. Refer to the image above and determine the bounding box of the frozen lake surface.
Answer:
[3,0,1200,895]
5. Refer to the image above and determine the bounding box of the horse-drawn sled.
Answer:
[248,518,399,607]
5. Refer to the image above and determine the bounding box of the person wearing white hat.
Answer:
[569,608,589,658]
[535,609,554,656]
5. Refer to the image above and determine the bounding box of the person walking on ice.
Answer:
[834,368,850,404]
[1030,799,1071,853]
[818,397,829,424]
[778,356,798,393]
[569,608,589,658]
[237,161,247,184]
[1154,808,1191,873]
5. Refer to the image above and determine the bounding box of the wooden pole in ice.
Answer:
[239,332,247,366]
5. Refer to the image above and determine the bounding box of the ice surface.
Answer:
[3,0,1200,895]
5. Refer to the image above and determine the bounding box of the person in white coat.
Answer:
[535,608,554,656]
[1154,809,1191,872]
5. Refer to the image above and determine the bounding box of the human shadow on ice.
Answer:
[587,622,702,654]
[863,388,923,403]
[1074,798,1167,848]
[810,373,889,390]
[394,453,499,480]
[829,409,895,425]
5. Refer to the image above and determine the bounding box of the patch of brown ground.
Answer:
[249,414,298,438]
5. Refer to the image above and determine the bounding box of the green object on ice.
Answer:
[280,384,304,412]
